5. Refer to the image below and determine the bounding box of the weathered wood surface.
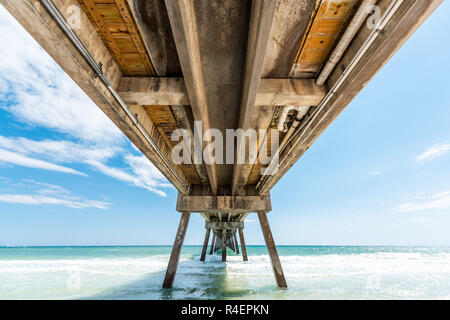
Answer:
[258,211,287,288]
[163,211,190,288]
[205,222,244,230]
[177,193,271,213]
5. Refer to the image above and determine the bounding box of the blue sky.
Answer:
[0,3,449,246]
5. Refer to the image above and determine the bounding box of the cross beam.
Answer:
[117,77,327,107]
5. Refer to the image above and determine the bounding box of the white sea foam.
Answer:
[0,248,449,299]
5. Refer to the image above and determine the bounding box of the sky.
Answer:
[0,3,449,246]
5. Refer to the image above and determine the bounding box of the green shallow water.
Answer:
[1,246,449,299]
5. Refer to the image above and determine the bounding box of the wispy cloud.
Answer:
[0,7,170,197]
[0,179,110,209]
[395,191,450,212]
[416,143,450,162]
[370,171,382,176]
[0,194,110,209]
[0,7,122,144]
[0,148,86,176]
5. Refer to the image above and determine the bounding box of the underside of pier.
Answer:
[1,0,441,288]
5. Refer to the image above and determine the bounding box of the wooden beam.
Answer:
[232,0,277,195]
[258,211,287,288]
[221,230,227,262]
[165,0,218,195]
[200,228,211,262]
[176,193,271,213]
[209,233,216,255]
[117,77,326,107]
[238,228,248,262]
[163,211,190,288]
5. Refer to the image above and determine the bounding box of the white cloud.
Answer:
[416,143,450,162]
[0,6,170,197]
[0,7,122,144]
[395,191,450,212]
[370,171,382,176]
[0,179,110,209]
[0,148,86,176]
[0,194,110,209]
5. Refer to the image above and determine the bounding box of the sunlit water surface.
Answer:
[1,246,449,299]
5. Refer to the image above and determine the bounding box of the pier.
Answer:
[1,0,440,288]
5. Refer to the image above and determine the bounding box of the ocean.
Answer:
[0,246,449,300]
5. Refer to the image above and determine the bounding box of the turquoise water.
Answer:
[1,246,450,299]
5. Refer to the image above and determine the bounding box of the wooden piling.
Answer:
[238,228,248,262]
[257,211,287,288]
[222,229,227,262]
[233,232,240,254]
[209,233,216,255]
[163,211,190,288]
[200,228,211,261]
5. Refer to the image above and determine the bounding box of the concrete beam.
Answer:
[117,77,189,105]
[205,222,244,230]
[176,193,271,213]
[232,0,277,195]
[117,77,327,107]
[165,0,218,195]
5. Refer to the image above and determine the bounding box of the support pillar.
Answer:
[162,211,190,288]
[209,233,216,255]
[200,228,211,261]
[233,232,240,254]
[222,229,227,262]
[257,211,287,288]
[238,228,248,262]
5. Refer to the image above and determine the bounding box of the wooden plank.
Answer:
[232,0,277,195]
[238,228,248,262]
[209,233,216,255]
[163,211,190,288]
[165,0,218,195]
[200,228,211,262]
[115,0,154,75]
[117,77,327,106]
[80,0,131,74]
[292,0,359,77]
[258,211,287,288]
